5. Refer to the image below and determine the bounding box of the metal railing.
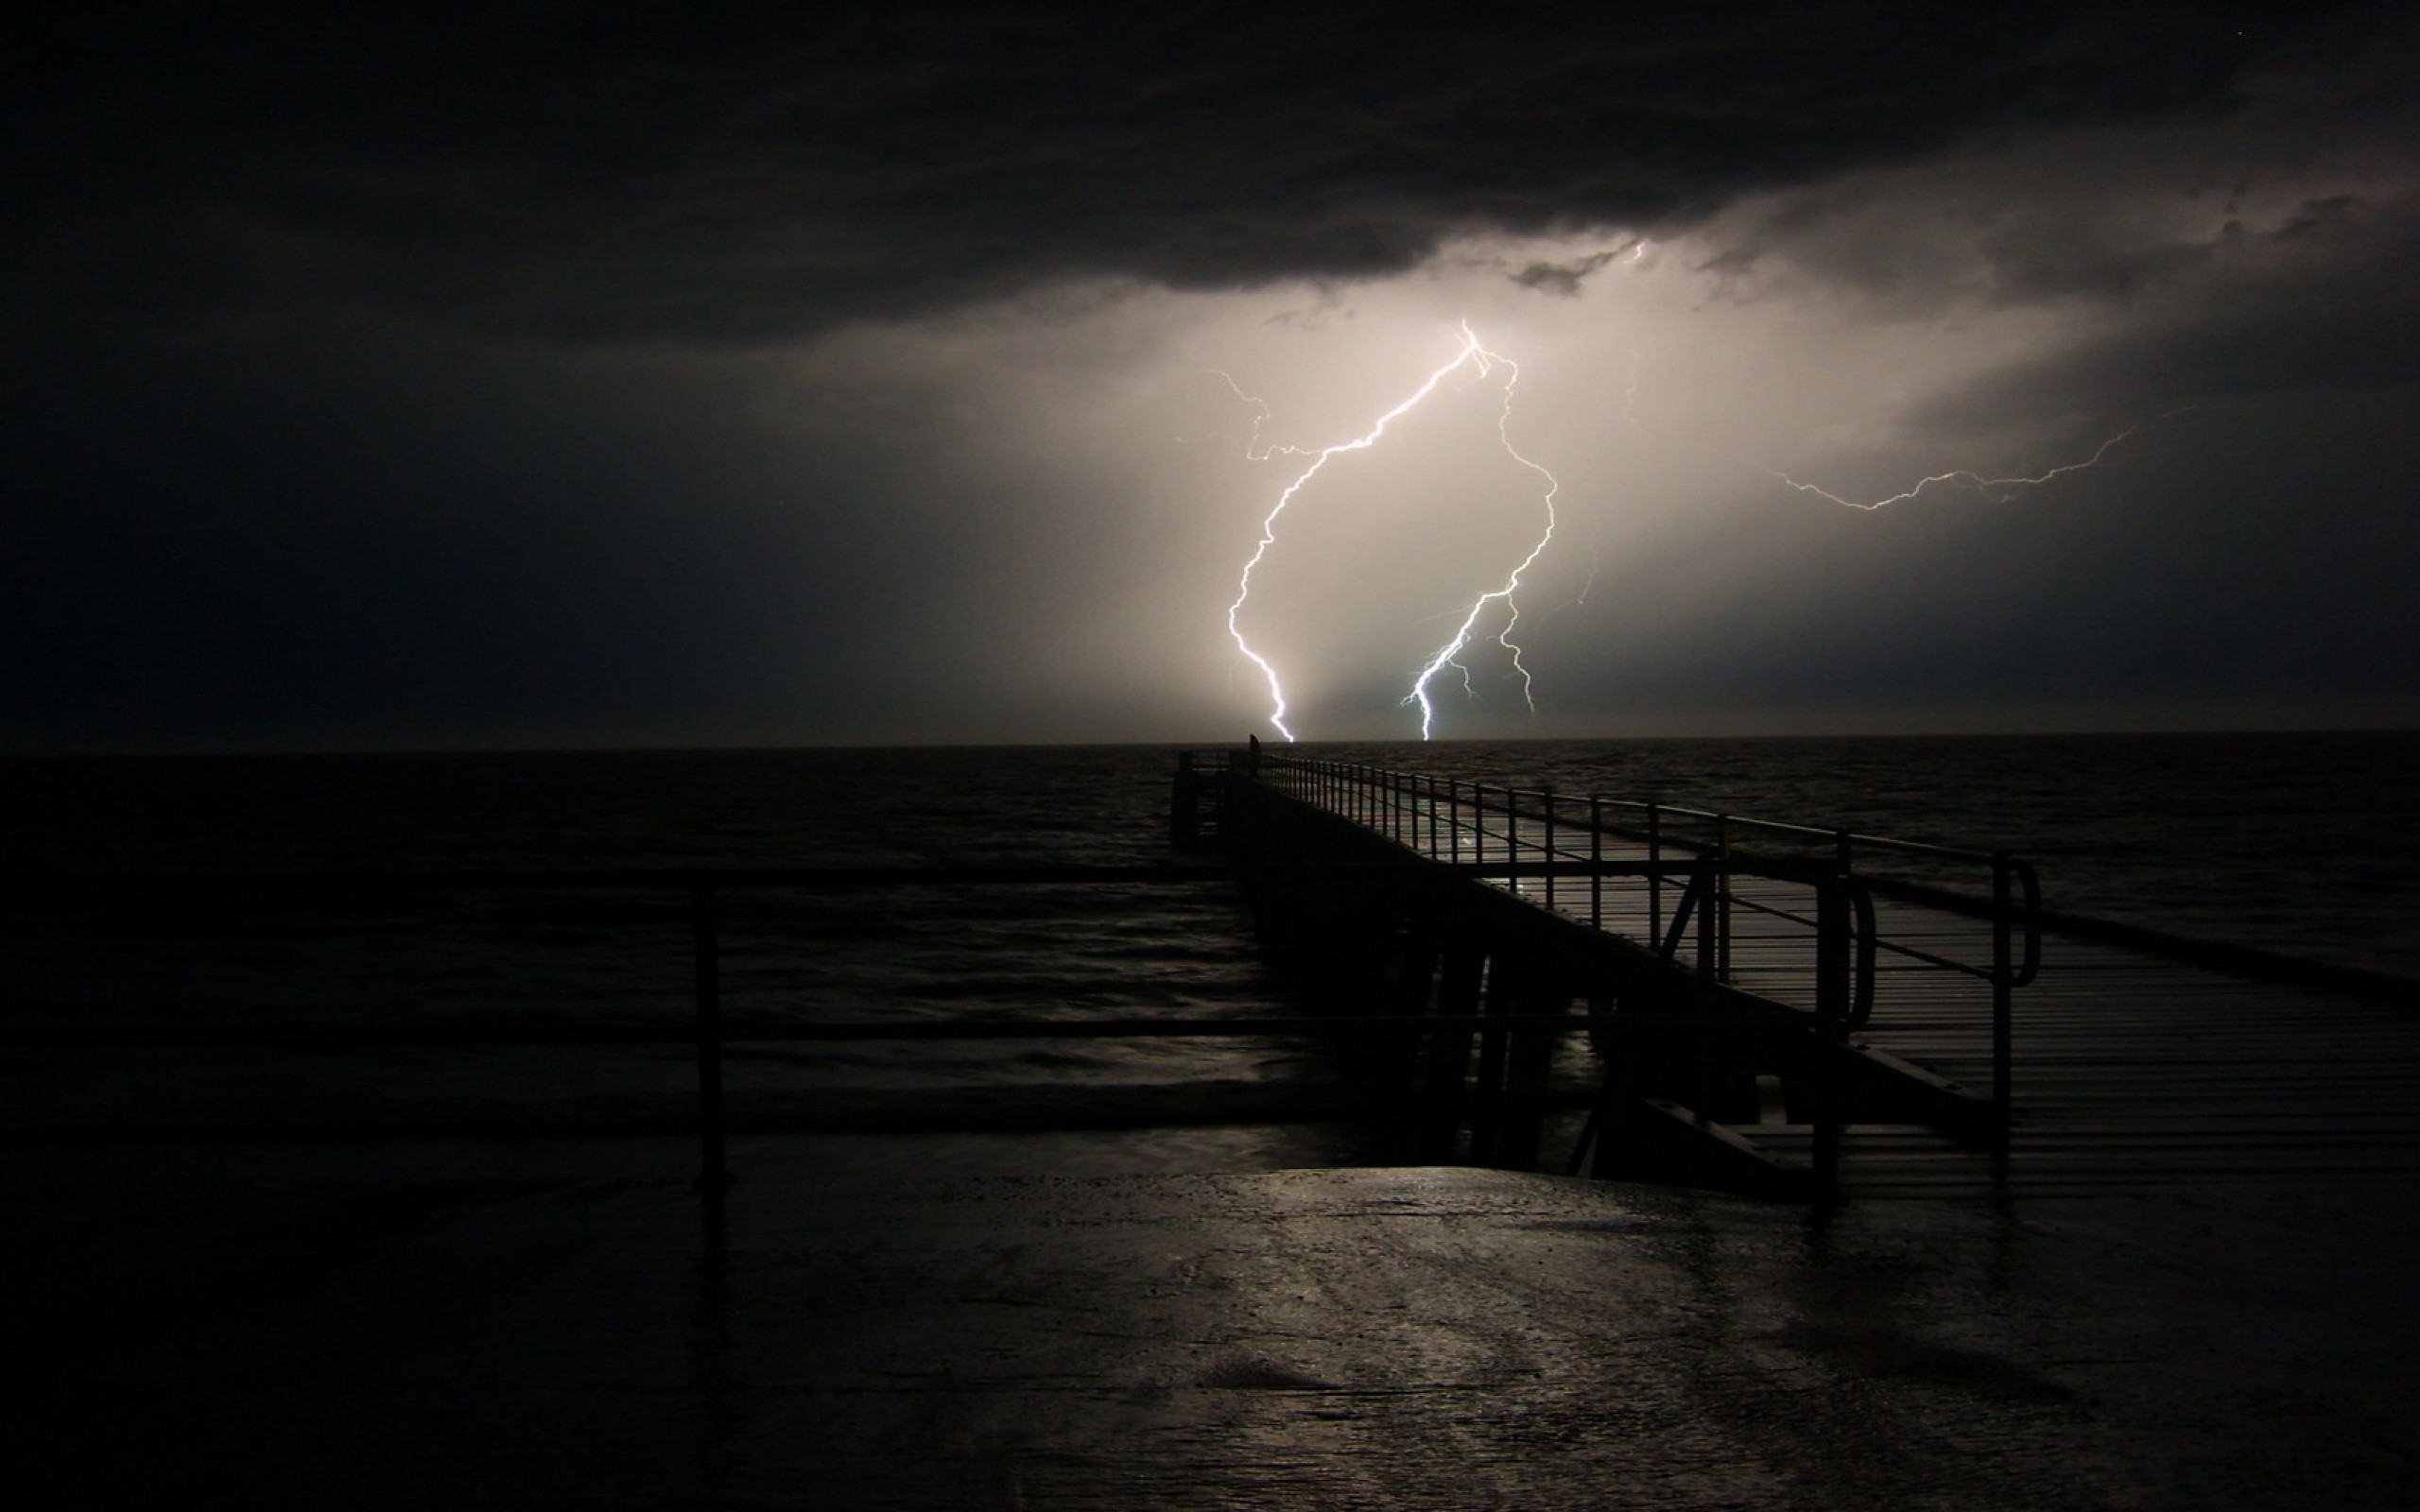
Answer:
[1245,751,2039,1132]
[5,862,1625,1241]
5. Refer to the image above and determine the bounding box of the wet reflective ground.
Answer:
[12,1132,2418,1508]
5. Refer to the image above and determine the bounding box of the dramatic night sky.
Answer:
[9,3,2417,749]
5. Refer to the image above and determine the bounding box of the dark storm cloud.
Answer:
[9,1,2417,749]
[1910,186,2420,427]
[1512,249,1628,299]
[9,1,2371,345]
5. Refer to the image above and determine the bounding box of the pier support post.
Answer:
[1415,945,1486,1161]
[1497,976,1567,1171]
[1468,954,1517,1165]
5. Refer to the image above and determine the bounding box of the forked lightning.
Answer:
[1222,323,1562,742]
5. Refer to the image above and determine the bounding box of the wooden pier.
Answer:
[1180,745,2420,1203]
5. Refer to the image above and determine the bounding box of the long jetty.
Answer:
[1175,742,2420,1203]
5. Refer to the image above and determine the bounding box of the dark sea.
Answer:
[6,732,2415,1156]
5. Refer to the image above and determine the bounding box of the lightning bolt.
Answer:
[1403,339,1561,741]
[1764,424,2152,510]
[1619,352,2188,513]
[1224,322,1562,743]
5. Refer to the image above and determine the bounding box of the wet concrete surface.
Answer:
[11,1133,2420,1508]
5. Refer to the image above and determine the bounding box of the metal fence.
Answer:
[1246,750,2040,1133]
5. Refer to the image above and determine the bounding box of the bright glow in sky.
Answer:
[764,172,2415,743]
[1215,320,1565,743]
[9,7,2417,749]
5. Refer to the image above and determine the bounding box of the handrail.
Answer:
[1250,750,2039,986]
[11,857,1680,1246]
[1,862,1238,900]
[1243,750,2024,1129]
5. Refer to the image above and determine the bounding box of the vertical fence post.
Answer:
[1497,786,1511,888]
[1992,851,2014,1177]
[692,881,728,1250]
[1714,815,1734,983]
[1647,803,1663,943]
[1501,784,1512,881]
[1588,796,1603,931]
[1542,788,1557,912]
[1694,860,1716,977]
[1811,875,1848,1206]
[1480,783,1500,880]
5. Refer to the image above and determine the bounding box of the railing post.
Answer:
[1993,850,2014,1177]
[1715,814,1734,983]
[1499,785,1512,888]
[1588,796,1603,931]
[1810,875,1849,1206]
[1488,785,1502,881]
[1542,788,1557,912]
[1647,803,1662,942]
[1694,859,1716,979]
[692,881,728,1250]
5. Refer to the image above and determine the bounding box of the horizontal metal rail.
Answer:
[8,856,1790,1240]
[3,862,1239,900]
[1239,748,2034,1137]
[5,863,1296,1246]
[5,1011,1716,1049]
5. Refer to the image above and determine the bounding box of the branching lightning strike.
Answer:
[1402,346,1560,741]
[1763,424,2151,510]
[1622,352,2185,512]
[1222,323,1562,743]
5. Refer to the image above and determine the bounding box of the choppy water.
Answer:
[1310,730,2420,978]
[4,734,2413,1145]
